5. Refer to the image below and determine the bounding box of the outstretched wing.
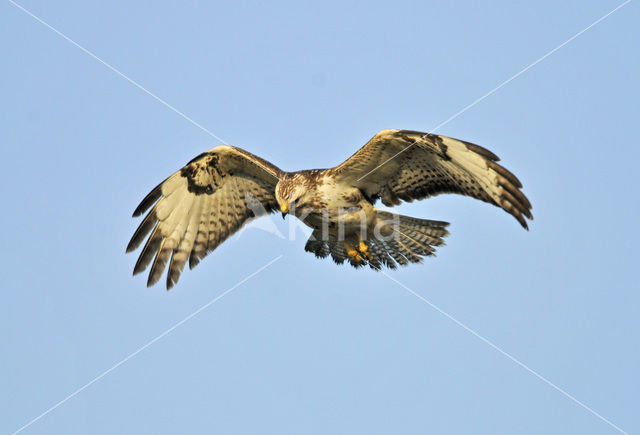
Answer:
[331,129,533,228]
[126,146,282,289]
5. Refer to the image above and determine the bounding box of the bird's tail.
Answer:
[304,210,449,269]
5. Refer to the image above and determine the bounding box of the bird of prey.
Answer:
[127,129,532,289]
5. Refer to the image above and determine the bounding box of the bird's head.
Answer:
[276,177,306,218]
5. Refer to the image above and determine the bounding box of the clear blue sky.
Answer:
[2,1,638,434]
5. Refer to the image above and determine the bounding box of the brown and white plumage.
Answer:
[128,129,532,289]
[126,146,282,289]
[331,129,532,228]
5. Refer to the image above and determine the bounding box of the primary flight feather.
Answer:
[127,129,532,289]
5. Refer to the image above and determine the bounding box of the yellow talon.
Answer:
[344,241,363,262]
[358,238,373,261]
[349,249,363,262]
[344,239,373,262]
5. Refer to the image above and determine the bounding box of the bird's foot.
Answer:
[358,238,373,261]
[344,241,363,262]
[344,238,373,263]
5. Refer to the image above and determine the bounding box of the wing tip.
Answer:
[132,181,165,218]
[487,160,523,189]
[514,207,533,230]
[463,141,500,162]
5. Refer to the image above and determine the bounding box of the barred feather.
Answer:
[127,146,281,289]
[332,129,532,229]
[129,128,531,289]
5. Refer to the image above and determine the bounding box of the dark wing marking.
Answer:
[331,129,532,229]
[127,145,282,289]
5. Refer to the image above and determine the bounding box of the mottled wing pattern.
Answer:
[332,129,533,228]
[126,146,281,289]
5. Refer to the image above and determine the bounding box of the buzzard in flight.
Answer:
[127,129,532,289]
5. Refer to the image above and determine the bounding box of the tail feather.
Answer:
[395,229,435,256]
[303,210,450,270]
[377,211,449,265]
[382,238,409,265]
[368,239,394,269]
[399,224,447,246]
[395,238,423,263]
[304,230,330,259]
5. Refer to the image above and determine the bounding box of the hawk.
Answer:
[127,129,532,289]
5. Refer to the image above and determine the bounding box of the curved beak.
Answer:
[280,203,288,219]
